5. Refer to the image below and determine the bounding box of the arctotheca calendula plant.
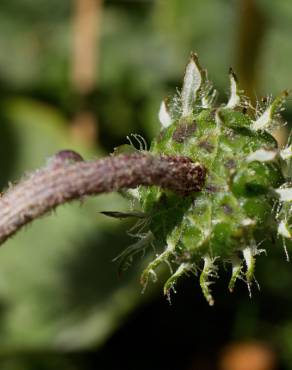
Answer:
[115,52,292,305]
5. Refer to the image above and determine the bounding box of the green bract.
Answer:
[118,53,292,305]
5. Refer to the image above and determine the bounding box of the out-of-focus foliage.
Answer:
[0,97,151,351]
[1,0,292,369]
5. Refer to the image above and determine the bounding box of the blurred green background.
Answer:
[0,0,292,369]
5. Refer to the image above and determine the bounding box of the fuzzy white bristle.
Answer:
[241,218,256,226]
[202,89,217,109]
[243,247,253,270]
[158,100,172,128]
[181,53,202,117]
[229,257,242,292]
[252,91,288,131]
[276,187,292,202]
[278,220,291,238]
[280,145,292,160]
[200,255,218,306]
[127,188,140,199]
[247,149,278,162]
[252,106,272,131]
[226,69,240,109]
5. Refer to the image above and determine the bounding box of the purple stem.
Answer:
[0,151,206,245]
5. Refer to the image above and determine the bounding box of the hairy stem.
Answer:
[0,150,206,245]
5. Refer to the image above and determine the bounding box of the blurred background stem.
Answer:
[71,0,103,147]
[235,0,266,100]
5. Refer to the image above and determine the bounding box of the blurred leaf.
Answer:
[0,98,151,351]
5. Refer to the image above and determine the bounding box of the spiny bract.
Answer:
[117,53,292,305]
